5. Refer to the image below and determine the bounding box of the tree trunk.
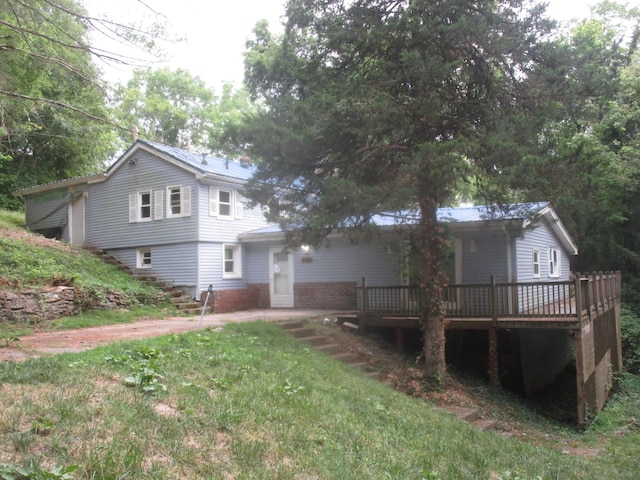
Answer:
[418,194,447,380]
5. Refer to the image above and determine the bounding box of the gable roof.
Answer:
[14,140,254,197]
[241,203,578,255]
[109,140,255,183]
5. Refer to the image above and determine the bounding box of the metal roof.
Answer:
[131,140,256,181]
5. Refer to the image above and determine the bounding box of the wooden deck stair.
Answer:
[279,320,496,431]
[84,247,203,314]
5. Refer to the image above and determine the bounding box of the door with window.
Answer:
[269,246,294,307]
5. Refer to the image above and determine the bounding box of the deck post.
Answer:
[488,327,499,386]
[360,276,368,334]
[490,275,498,327]
[574,272,583,323]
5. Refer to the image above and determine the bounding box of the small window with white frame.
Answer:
[532,249,540,278]
[548,247,560,278]
[137,247,152,268]
[223,244,242,279]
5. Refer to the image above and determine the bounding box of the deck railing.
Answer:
[356,272,621,321]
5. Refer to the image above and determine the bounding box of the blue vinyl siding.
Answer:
[515,218,571,282]
[85,151,199,249]
[458,230,509,284]
[243,236,402,286]
[197,242,247,292]
[197,181,269,243]
[108,243,198,291]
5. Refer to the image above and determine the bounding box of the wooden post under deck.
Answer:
[488,327,499,385]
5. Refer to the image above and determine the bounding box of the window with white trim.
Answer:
[219,189,232,217]
[166,185,191,218]
[129,191,153,223]
[210,187,243,220]
[548,248,560,278]
[137,247,152,268]
[223,244,242,278]
[532,249,540,278]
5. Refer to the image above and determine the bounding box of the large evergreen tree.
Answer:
[241,0,556,377]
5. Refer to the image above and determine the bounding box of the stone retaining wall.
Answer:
[0,287,126,323]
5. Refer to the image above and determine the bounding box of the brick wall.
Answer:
[294,282,356,309]
[202,281,356,313]
[200,286,260,314]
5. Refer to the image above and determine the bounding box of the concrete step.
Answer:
[298,335,332,347]
[331,351,359,363]
[287,327,317,338]
[314,343,344,355]
[280,321,305,330]
[443,406,478,423]
[472,418,497,431]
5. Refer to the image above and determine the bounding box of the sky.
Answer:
[83,0,623,92]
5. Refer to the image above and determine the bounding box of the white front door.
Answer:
[269,246,294,308]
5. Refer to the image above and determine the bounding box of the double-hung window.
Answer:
[548,248,560,278]
[129,191,152,222]
[532,249,540,278]
[166,185,191,218]
[210,187,243,220]
[223,244,242,279]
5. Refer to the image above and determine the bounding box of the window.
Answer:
[219,189,232,217]
[548,248,560,278]
[129,191,153,223]
[139,192,151,220]
[223,244,242,278]
[210,187,243,219]
[532,249,540,278]
[166,185,191,218]
[137,247,151,268]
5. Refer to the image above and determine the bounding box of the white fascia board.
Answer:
[13,173,106,197]
[525,206,578,256]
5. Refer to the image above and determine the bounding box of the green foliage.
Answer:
[112,69,255,157]
[0,0,118,208]
[620,306,640,374]
[0,463,78,480]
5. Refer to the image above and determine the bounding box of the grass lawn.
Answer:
[1,321,639,479]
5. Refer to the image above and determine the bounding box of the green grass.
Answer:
[0,209,159,296]
[0,209,167,335]
[0,322,639,479]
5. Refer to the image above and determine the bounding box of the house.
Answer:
[15,141,621,423]
[14,140,271,312]
[15,140,578,313]
[239,202,579,311]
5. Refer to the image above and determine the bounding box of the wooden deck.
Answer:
[355,272,622,426]
[357,272,620,332]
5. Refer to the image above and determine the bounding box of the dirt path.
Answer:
[0,309,337,362]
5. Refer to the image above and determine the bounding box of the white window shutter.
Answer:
[182,185,191,217]
[154,190,164,220]
[210,186,218,217]
[129,193,137,223]
[235,190,244,219]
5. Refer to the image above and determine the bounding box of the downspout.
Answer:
[502,224,513,314]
